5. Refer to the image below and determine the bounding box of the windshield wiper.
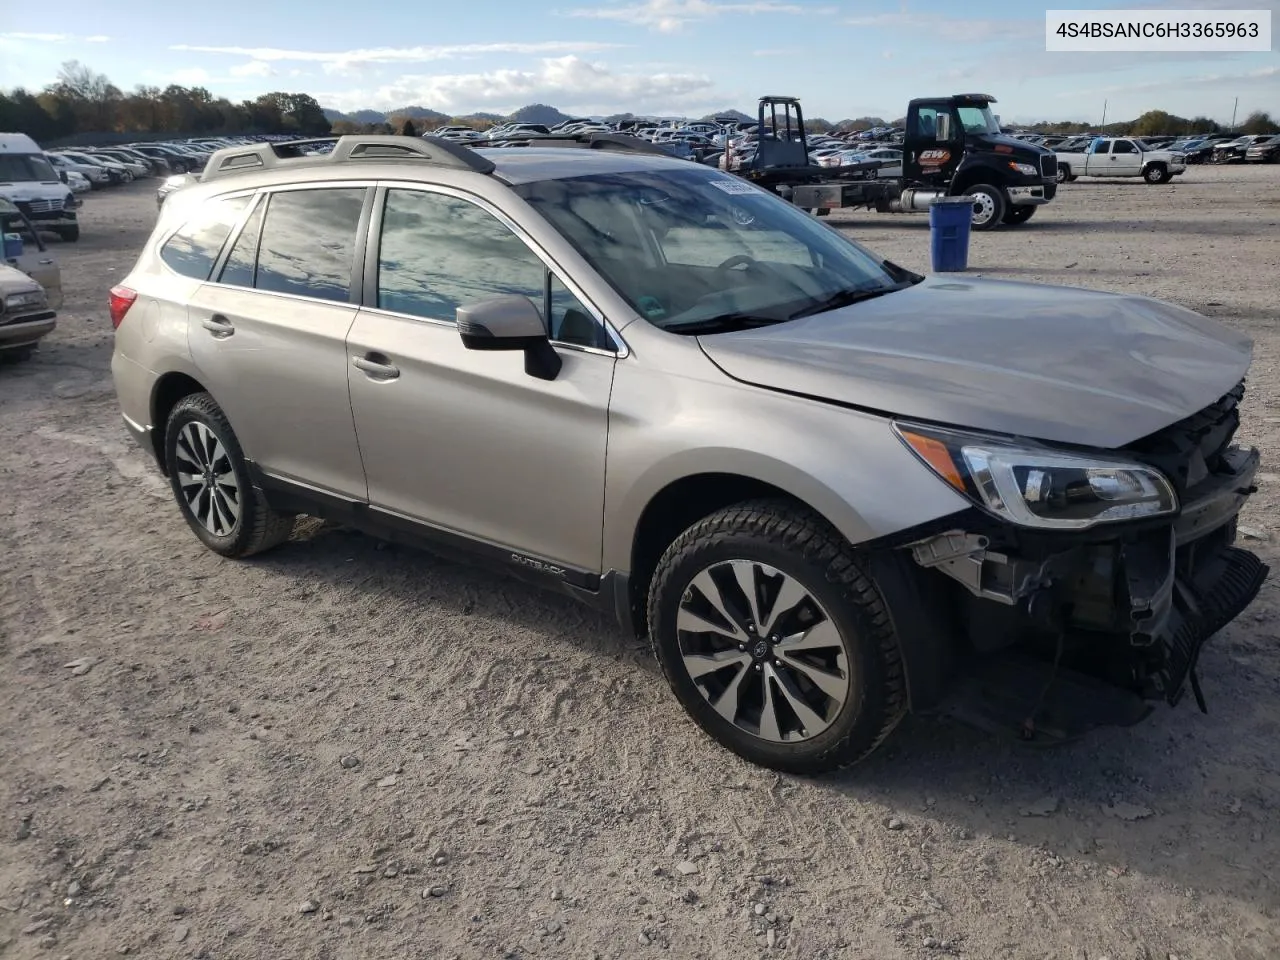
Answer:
[661,313,784,335]
[788,283,907,320]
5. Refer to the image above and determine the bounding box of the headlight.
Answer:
[164,174,188,187]
[5,290,47,310]
[1008,161,1039,176]
[895,423,1178,530]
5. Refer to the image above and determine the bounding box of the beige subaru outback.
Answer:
[110,135,1267,773]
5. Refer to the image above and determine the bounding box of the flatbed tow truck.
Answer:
[727,94,1059,229]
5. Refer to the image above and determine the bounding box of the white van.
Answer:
[0,133,81,242]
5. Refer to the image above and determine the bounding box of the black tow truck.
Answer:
[728,94,1059,229]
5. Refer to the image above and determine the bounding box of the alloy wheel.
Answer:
[174,421,241,536]
[676,560,851,743]
[969,191,996,226]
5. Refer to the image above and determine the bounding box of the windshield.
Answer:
[513,167,911,332]
[0,153,59,183]
[956,104,1001,135]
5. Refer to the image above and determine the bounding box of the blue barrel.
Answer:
[928,197,974,272]
[2,233,22,259]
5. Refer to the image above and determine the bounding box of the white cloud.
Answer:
[318,54,718,115]
[563,0,833,33]
[0,31,111,43]
[229,60,275,78]
[170,40,627,74]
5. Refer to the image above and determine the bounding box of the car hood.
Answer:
[696,277,1253,449]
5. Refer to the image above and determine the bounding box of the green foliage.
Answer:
[0,61,329,140]
[1240,111,1279,135]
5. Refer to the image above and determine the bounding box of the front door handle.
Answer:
[352,353,400,380]
[201,314,234,338]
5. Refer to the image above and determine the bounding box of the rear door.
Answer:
[186,184,372,499]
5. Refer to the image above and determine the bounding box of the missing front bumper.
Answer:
[902,444,1269,735]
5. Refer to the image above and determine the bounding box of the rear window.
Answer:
[160,195,251,280]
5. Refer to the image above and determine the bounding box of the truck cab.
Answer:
[902,94,1058,227]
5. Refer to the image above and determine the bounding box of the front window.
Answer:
[955,104,1000,135]
[513,167,914,334]
[0,153,58,183]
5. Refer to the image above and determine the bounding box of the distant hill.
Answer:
[701,108,752,123]
[323,102,756,128]
[508,103,572,126]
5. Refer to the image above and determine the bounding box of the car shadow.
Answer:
[241,514,1279,911]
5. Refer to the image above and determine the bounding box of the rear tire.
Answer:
[163,392,296,558]
[647,499,907,774]
[964,183,1006,230]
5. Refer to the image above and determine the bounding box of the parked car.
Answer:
[87,149,152,178]
[46,151,110,187]
[1054,137,1186,184]
[64,170,91,194]
[109,134,1268,774]
[0,196,63,310]
[1245,135,1280,163]
[1211,135,1271,163]
[0,261,58,360]
[55,150,133,184]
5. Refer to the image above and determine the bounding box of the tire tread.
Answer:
[646,498,906,773]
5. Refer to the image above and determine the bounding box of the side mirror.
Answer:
[457,294,561,381]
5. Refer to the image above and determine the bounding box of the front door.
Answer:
[1109,139,1142,176]
[345,185,616,575]
[186,185,371,499]
[903,103,961,187]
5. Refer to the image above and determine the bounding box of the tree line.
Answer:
[1,62,1275,142]
[0,60,330,142]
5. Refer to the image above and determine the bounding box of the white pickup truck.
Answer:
[1053,137,1187,185]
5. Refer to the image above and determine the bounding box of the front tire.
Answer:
[647,499,906,774]
[1055,165,1070,184]
[1002,204,1036,225]
[57,226,79,242]
[163,392,295,558]
[963,183,1006,230]
[1144,164,1172,184]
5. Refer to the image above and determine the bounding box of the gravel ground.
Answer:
[1,164,1278,960]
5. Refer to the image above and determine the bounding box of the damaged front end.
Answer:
[894,381,1269,742]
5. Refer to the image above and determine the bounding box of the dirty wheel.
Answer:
[164,392,295,558]
[647,499,906,774]
[964,184,1005,230]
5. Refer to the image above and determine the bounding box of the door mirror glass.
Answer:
[457,294,561,381]
[936,113,953,142]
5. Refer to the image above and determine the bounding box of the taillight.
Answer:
[108,285,137,329]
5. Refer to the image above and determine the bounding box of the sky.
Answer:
[1,0,1276,123]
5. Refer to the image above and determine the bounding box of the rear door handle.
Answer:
[201,314,234,338]
[352,353,400,380]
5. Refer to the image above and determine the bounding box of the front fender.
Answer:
[601,343,970,572]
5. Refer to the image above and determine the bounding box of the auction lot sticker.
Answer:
[1045,9,1271,51]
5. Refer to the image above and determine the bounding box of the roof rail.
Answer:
[200,134,495,184]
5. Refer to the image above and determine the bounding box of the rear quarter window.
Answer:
[160,195,251,280]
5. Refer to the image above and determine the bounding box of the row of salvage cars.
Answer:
[0,196,61,362]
